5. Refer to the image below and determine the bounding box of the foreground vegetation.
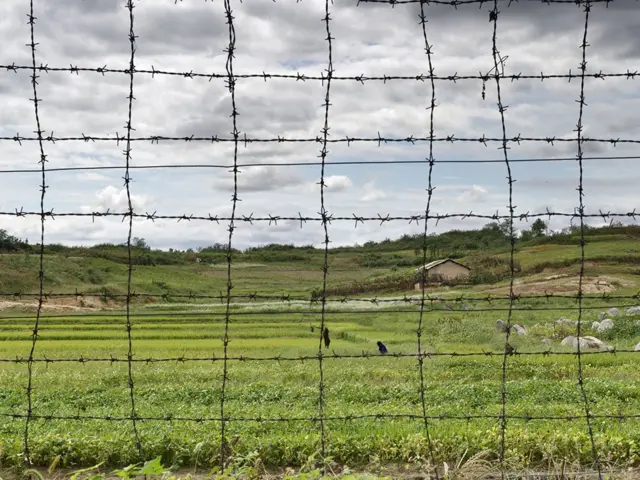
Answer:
[0,222,640,476]
[1,298,640,474]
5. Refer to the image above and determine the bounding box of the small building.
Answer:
[414,258,471,289]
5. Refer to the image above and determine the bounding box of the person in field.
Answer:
[323,327,330,349]
[377,341,388,355]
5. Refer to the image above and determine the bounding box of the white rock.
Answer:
[592,321,601,330]
[607,308,621,318]
[512,324,527,335]
[561,335,613,351]
[596,318,614,333]
[625,306,640,316]
[635,342,640,352]
[561,336,574,346]
[555,317,574,325]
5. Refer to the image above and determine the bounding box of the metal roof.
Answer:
[414,258,470,272]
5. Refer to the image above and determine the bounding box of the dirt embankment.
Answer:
[0,296,118,313]
[484,274,628,296]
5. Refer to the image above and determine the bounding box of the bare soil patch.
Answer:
[484,274,629,296]
[0,296,118,312]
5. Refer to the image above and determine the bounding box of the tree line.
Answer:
[0,219,636,262]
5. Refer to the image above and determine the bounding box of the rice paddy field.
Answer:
[1,296,640,477]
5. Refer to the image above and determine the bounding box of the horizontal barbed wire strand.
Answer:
[0,209,638,222]
[0,412,638,423]
[0,304,636,321]
[2,133,640,145]
[0,349,637,364]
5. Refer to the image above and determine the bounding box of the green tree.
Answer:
[132,237,150,250]
[530,219,548,237]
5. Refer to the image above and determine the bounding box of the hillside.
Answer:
[1,221,640,310]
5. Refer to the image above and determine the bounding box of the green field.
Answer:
[1,225,640,478]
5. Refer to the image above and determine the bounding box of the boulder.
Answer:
[512,324,527,335]
[607,307,621,318]
[596,318,614,334]
[561,335,613,351]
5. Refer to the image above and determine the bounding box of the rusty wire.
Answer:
[312,0,335,466]
[0,209,639,226]
[22,0,47,466]
[488,1,517,476]
[417,1,440,476]
[1,290,640,303]
[218,0,240,468]
[122,0,143,458]
[0,348,638,366]
[573,3,602,478]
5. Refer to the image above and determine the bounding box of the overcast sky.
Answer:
[0,0,639,250]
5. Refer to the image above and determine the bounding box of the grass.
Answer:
[0,253,390,299]
[1,233,640,476]
[1,300,640,474]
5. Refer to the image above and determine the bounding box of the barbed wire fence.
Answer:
[0,0,639,477]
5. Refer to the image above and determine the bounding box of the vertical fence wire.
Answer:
[489,1,517,476]
[574,3,603,479]
[123,0,143,458]
[23,0,47,465]
[219,0,240,470]
[316,0,334,463]
[416,2,440,478]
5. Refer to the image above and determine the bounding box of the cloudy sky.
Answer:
[0,0,639,250]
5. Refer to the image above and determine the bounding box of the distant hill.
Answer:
[1,221,639,302]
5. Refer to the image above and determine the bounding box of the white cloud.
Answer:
[324,175,352,192]
[360,180,388,202]
[0,1,638,249]
[456,185,489,204]
[95,185,151,212]
[76,172,108,182]
[212,165,304,193]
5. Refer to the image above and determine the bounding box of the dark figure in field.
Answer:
[323,327,331,349]
[377,341,388,355]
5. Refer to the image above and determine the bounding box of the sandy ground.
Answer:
[483,273,630,296]
[0,296,116,312]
